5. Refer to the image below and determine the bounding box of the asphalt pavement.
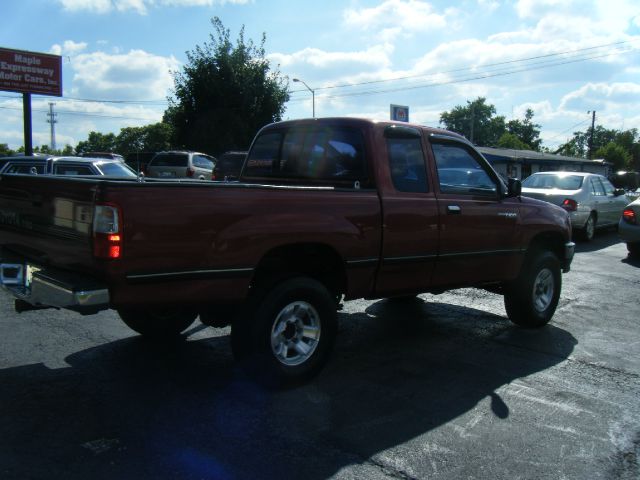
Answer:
[0,231,638,480]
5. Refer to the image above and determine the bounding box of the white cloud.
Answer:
[343,0,449,33]
[269,44,395,77]
[477,0,499,12]
[559,82,640,111]
[515,0,575,19]
[69,49,180,100]
[50,40,88,56]
[57,0,249,14]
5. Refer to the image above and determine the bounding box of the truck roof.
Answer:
[261,116,468,141]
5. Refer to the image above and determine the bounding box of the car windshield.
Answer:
[522,174,584,190]
[98,162,137,177]
[151,154,188,167]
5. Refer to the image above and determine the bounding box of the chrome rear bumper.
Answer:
[0,262,109,313]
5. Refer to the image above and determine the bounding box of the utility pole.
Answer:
[587,110,596,159]
[469,104,475,144]
[47,102,57,152]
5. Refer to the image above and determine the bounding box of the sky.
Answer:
[1,0,639,153]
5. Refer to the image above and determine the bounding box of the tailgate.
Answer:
[0,174,100,275]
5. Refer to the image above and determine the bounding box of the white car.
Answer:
[521,171,628,241]
[619,197,640,258]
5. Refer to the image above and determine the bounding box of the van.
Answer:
[146,151,216,180]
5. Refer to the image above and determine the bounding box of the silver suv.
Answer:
[146,151,216,180]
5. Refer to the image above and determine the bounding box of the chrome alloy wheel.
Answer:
[270,301,321,366]
[532,267,555,313]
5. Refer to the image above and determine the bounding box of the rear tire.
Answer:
[231,277,337,387]
[628,242,640,259]
[504,250,561,328]
[579,213,596,242]
[118,308,197,338]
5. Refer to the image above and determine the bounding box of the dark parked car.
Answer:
[212,151,247,181]
[124,151,156,174]
[0,156,137,177]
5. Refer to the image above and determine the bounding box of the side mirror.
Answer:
[506,178,521,197]
[613,188,626,197]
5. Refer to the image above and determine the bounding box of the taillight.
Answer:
[93,204,122,259]
[623,208,637,224]
[562,198,578,211]
[186,167,194,178]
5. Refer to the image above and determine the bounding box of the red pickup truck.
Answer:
[0,117,574,384]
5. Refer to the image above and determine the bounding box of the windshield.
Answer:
[522,174,584,190]
[98,162,137,177]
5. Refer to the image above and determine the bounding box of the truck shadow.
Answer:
[0,300,576,480]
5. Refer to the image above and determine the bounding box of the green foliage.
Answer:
[506,108,542,150]
[0,143,13,156]
[497,133,531,150]
[114,123,174,154]
[594,142,632,171]
[557,126,639,170]
[75,132,117,155]
[439,97,506,147]
[166,17,290,155]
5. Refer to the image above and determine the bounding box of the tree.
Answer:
[0,143,14,156]
[166,17,289,155]
[506,108,542,151]
[439,97,506,147]
[75,132,117,154]
[594,142,632,171]
[115,123,174,154]
[497,132,531,150]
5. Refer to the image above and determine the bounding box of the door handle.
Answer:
[447,205,462,214]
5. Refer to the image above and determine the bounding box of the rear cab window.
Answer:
[243,125,368,188]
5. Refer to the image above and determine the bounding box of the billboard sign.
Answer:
[0,47,62,96]
[390,104,409,122]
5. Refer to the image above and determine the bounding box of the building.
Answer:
[477,146,611,180]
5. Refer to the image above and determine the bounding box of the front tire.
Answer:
[504,250,561,328]
[118,308,197,338]
[231,277,337,386]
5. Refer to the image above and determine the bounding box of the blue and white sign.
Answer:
[390,104,409,122]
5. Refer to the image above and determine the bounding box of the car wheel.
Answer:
[231,277,337,386]
[579,213,596,241]
[628,242,640,259]
[118,308,198,338]
[504,250,561,328]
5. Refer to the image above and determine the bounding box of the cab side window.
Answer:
[431,143,496,195]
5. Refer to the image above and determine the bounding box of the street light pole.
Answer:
[293,78,315,118]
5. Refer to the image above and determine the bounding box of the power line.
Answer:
[298,46,637,101]
[0,105,157,121]
[290,39,638,95]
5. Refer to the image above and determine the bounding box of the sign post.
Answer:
[0,47,63,154]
